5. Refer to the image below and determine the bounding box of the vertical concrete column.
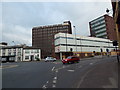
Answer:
[60,52,62,60]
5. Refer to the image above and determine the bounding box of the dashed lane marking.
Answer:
[46,81,49,84]
[55,70,58,73]
[67,70,75,72]
[42,81,49,88]
[52,84,56,88]
[55,65,70,71]
[90,63,93,65]
[53,80,57,84]
[77,68,94,88]
[78,66,82,68]
[52,66,55,71]
[42,85,47,89]
[54,77,57,80]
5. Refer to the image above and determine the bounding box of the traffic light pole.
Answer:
[115,46,119,63]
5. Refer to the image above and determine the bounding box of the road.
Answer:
[2,56,119,88]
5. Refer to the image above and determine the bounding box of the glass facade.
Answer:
[90,16,107,38]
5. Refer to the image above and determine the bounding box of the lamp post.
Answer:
[65,30,68,58]
[73,26,77,55]
[106,8,113,15]
[80,37,82,55]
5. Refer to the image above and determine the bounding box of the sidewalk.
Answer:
[80,55,118,61]
[79,57,119,88]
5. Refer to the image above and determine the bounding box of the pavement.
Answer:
[78,56,119,88]
[1,55,120,88]
[79,55,119,88]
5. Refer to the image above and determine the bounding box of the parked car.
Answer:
[45,57,56,62]
[62,56,80,64]
[1,57,15,63]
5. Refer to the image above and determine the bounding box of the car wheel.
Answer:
[63,63,65,64]
[67,62,70,64]
[76,61,79,63]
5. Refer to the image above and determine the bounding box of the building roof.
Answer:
[32,21,71,29]
[1,44,40,49]
[23,46,41,49]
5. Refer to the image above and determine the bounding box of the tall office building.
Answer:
[89,14,117,41]
[32,21,72,58]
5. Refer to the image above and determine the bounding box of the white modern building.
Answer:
[54,33,115,59]
[0,44,41,62]
[23,47,41,61]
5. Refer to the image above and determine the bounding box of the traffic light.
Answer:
[70,48,73,52]
[113,40,118,46]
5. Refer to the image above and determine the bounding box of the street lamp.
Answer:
[80,37,82,54]
[73,26,77,55]
[106,8,113,15]
[65,31,67,52]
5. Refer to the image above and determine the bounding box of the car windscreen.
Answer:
[67,57,72,59]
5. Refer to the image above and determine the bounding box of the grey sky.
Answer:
[1,1,112,46]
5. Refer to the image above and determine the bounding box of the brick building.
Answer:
[112,0,120,48]
[89,14,117,41]
[32,21,72,58]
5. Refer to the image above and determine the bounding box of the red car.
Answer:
[62,56,80,64]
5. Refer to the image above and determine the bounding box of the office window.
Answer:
[25,56,29,59]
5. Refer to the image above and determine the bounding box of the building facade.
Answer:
[55,33,115,60]
[89,14,117,41]
[112,0,120,49]
[32,21,72,58]
[0,44,41,62]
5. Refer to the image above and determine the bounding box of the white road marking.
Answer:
[55,70,58,73]
[53,80,57,84]
[62,66,65,68]
[46,81,49,84]
[52,84,56,88]
[42,85,47,88]
[67,70,75,72]
[54,77,57,80]
[77,68,94,88]
[79,66,82,68]
[90,63,93,65]
[54,65,70,71]
[52,66,55,71]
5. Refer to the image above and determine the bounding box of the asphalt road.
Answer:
[2,56,119,88]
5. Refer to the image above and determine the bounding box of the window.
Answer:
[18,52,21,56]
[25,50,30,53]
[25,56,29,59]
[13,52,16,55]
[8,52,11,56]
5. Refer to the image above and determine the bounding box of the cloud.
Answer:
[42,2,112,35]
[2,23,32,45]
[1,2,112,45]
[2,0,111,2]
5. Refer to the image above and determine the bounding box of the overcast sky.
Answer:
[1,0,112,46]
